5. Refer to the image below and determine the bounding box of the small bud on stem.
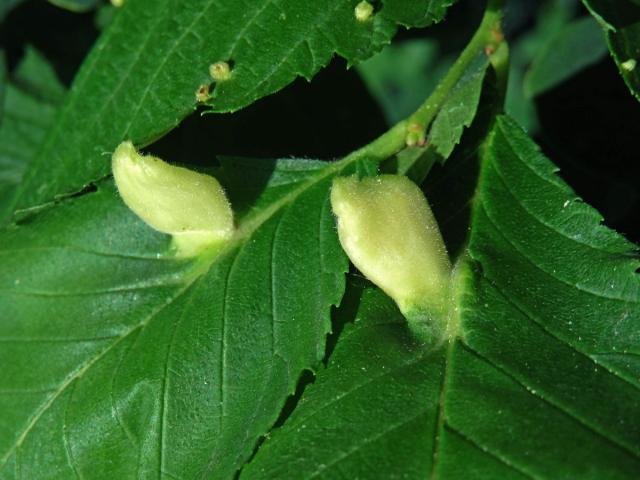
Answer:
[621,59,637,72]
[354,1,374,22]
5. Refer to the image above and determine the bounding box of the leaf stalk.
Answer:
[338,0,507,170]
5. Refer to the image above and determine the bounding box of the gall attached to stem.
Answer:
[331,174,452,342]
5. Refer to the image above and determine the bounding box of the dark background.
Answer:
[2,0,638,243]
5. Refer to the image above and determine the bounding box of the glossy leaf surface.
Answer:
[0,48,65,213]
[0,157,353,479]
[243,116,640,478]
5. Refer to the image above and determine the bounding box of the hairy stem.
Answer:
[196,0,508,272]
[338,0,507,169]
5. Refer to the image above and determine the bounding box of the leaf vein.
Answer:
[444,424,538,480]
[459,341,640,460]
[288,346,426,430]
[477,186,635,302]
[492,122,632,256]
[308,410,428,479]
[478,198,640,388]
[0,283,191,468]
[428,340,456,480]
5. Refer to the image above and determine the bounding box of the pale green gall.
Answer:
[331,174,452,341]
[112,141,234,257]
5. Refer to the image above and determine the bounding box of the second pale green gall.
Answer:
[331,174,451,339]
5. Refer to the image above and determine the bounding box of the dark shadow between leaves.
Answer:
[214,157,278,221]
[536,58,640,244]
[424,67,501,261]
[147,57,388,166]
[0,0,99,84]
[234,275,367,478]
[324,274,368,365]
[235,368,317,479]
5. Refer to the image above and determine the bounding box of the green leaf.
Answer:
[0,0,25,22]
[241,280,447,479]
[11,47,67,105]
[504,0,579,133]
[94,3,118,31]
[450,115,640,477]
[427,52,488,159]
[0,47,65,213]
[524,16,607,97]
[238,116,640,478]
[6,0,456,222]
[364,45,493,180]
[0,154,364,478]
[380,0,455,28]
[583,0,640,101]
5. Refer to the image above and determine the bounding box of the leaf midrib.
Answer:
[460,339,640,461]
[431,120,640,477]
[0,154,353,470]
[0,282,193,466]
[428,339,455,480]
